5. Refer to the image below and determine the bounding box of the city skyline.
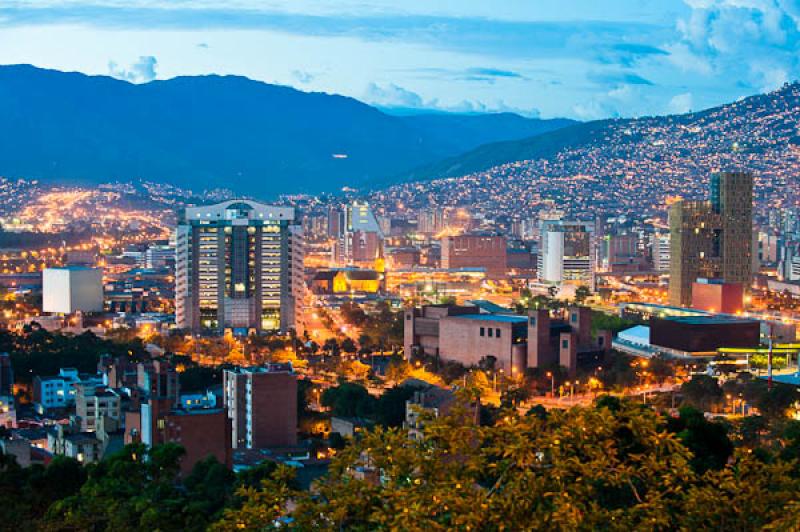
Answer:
[4,1,800,119]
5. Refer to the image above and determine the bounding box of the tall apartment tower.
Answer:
[668,171,753,307]
[331,201,384,266]
[223,365,298,450]
[175,200,304,335]
[711,171,754,289]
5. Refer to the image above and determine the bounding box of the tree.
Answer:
[217,398,700,529]
[753,382,799,421]
[373,385,420,428]
[680,375,724,412]
[464,370,491,397]
[341,337,357,355]
[478,355,497,372]
[666,406,733,473]
[574,285,591,303]
[44,443,237,531]
[357,333,372,352]
[385,359,411,385]
[215,396,800,530]
[321,382,376,419]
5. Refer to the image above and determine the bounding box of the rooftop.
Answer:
[658,315,756,325]
[454,313,527,324]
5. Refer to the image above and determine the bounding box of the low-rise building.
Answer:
[33,368,102,413]
[75,383,122,432]
[405,304,611,376]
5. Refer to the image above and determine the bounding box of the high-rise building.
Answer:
[175,200,304,334]
[668,171,753,307]
[538,219,595,284]
[418,208,445,235]
[652,233,671,272]
[224,364,297,450]
[711,171,754,289]
[331,201,384,266]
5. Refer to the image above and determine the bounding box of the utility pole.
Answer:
[768,321,774,390]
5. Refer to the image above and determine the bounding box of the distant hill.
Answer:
[385,81,800,218]
[0,65,573,195]
[399,82,800,184]
[399,119,613,182]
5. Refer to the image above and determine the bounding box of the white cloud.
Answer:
[667,92,693,114]
[669,0,800,92]
[291,69,315,84]
[108,55,158,82]
[363,82,425,108]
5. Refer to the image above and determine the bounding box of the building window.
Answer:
[571,313,578,323]
[488,328,493,337]
[529,317,536,326]
[496,329,501,338]
[406,315,411,320]
[480,327,485,337]
[562,339,569,349]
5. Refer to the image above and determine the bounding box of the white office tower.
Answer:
[538,219,595,284]
[652,233,671,271]
[175,200,304,335]
[42,267,104,314]
[780,242,800,282]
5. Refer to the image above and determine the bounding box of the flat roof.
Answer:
[44,266,98,271]
[659,315,756,325]
[455,314,528,324]
[618,325,651,346]
[760,373,800,386]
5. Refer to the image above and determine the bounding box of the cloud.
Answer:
[291,69,315,84]
[667,92,693,114]
[595,42,669,67]
[363,82,540,117]
[197,42,209,49]
[668,0,800,92]
[108,55,157,82]
[0,3,671,61]
[364,83,425,108]
[587,70,654,86]
[464,67,522,79]
[572,84,641,120]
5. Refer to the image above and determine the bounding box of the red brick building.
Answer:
[224,364,297,450]
[441,234,507,278]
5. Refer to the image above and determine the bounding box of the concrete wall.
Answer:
[439,317,518,370]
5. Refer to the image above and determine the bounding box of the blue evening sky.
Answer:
[2,1,800,119]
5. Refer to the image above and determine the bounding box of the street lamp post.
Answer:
[546,371,554,398]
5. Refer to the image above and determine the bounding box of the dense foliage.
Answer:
[4,326,148,386]
[217,396,800,531]
[5,395,800,530]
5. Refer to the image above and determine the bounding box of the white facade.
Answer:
[42,267,103,314]
[652,233,671,272]
[538,219,594,284]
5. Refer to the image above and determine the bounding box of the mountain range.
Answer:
[0,65,573,195]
